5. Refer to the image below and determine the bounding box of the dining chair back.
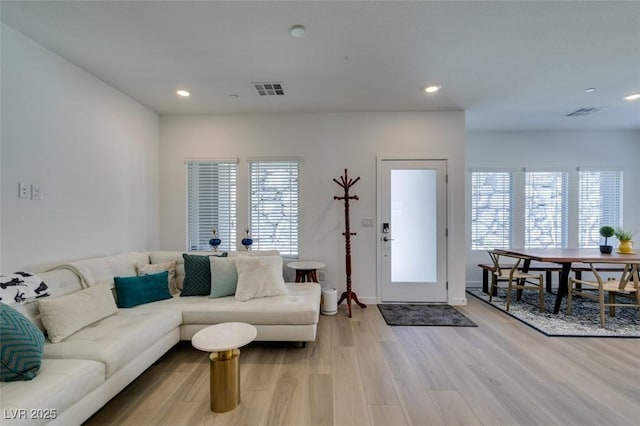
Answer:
[487,250,545,312]
[567,262,640,328]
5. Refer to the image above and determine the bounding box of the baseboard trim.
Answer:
[336,296,377,305]
[348,296,468,305]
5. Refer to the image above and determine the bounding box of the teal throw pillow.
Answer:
[209,257,238,298]
[181,254,211,296]
[114,271,172,308]
[0,303,45,381]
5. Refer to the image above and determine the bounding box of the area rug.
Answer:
[467,288,640,337]
[377,304,477,327]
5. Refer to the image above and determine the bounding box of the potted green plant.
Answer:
[599,225,615,254]
[614,227,635,254]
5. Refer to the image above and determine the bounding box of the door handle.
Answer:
[382,236,394,242]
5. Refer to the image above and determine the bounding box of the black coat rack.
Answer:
[333,169,367,318]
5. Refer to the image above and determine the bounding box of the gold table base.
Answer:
[209,348,241,412]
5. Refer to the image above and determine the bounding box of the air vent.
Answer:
[251,82,285,96]
[565,107,603,117]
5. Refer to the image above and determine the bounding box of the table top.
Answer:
[287,261,326,270]
[192,322,257,352]
[494,248,640,264]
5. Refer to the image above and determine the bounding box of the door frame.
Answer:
[376,156,449,303]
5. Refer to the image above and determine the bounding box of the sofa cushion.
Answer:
[136,261,178,293]
[114,272,172,308]
[0,303,45,381]
[48,252,150,288]
[228,250,280,257]
[38,284,118,343]
[209,257,238,298]
[0,358,104,424]
[141,283,320,326]
[180,254,211,296]
[234,256,288,301]
[42,308,181,378]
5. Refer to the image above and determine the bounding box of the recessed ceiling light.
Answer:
[229,94,239,99]
[624,93,640,101]
[585,87,596,93]
[176,90,190,97]
[290,25,307,38]
[425,85,441,94]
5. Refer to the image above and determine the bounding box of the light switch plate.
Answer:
[31,184,43,200]
[19,183,30,199]
[361,217,374,227]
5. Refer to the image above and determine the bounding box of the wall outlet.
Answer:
[19,183,30,199]
[318,271,326,282]
[31,184,43,200]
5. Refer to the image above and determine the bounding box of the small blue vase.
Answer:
[241,238,253,250]
[209,238,222,251]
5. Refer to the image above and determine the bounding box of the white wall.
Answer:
[465,130,640,285]
[0,24,160,271]
[160,112,466,304]
[8,21,634,298]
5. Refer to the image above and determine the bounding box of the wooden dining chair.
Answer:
[487,251,545,312]
[567,262,640,328]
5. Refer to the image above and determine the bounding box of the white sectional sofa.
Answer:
[0,251,321,425]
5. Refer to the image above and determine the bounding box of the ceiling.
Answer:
[1,0,639,131]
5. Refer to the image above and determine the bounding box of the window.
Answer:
[525,171,568,248]
[186,160,237,251]
[249,160,299,257]
[578,170,623,247]
[471,171,513,249]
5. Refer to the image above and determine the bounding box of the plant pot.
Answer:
[618,240,634,254]
[599,245,613,254]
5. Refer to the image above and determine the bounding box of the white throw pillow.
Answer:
[136,261,178,294]
[38,284,118,343]
[234,255,288,302]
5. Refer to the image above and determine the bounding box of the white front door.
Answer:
[378,159,448,302]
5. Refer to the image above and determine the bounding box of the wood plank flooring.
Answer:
[84,297,640,426]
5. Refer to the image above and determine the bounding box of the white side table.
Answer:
[192,322,257,413]
[287,261,325,283]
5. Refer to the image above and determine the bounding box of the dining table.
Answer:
[493,248,640,314]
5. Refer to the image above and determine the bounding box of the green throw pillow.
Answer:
[181,254,212,296]
[209,257,238,298]
[0,303,45,381]
[114,271,172,308]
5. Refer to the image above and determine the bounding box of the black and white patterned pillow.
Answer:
[0,272,50,305]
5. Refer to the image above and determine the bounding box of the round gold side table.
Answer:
[191,322,257,412]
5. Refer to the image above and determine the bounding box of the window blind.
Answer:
[578,170,623,248]
[249,160,299,257]
[525,171,568,248]
[471,171,513,249]
[186,161,237,251]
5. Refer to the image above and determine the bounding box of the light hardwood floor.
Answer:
[84,297,640,426]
